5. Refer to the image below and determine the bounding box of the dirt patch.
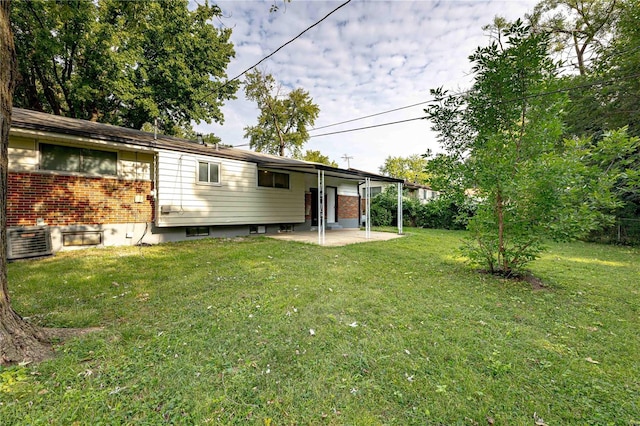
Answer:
[479,269,547,290]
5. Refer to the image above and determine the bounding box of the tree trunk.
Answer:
[0,0,53,365]
[496,190,507,272]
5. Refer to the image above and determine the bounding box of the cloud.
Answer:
[197,0,539,172]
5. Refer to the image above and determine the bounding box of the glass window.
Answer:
[198,161,220,184]
[186,226,210,237]
[258,169,290,189]
[40,143,116,176]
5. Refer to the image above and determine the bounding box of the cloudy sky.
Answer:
[194,0,539,173]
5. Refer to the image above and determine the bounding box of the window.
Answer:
[63,232,102,247]
[370,186,382,197]
[186,226,210,237]
[258,169,290,189]
[40,143,117,176]
[198,161,220,184]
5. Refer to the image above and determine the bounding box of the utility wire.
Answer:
[218,0,351,93]
[310,117,426,138]
[309,72,640,138]
[310,44,640,134]
[310,100,434,131]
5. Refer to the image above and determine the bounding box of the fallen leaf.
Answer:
[585,357,600,364]
[348,322,358,328]
[309,329,315,336]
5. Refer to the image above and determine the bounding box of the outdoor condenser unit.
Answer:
[7,227,53,260]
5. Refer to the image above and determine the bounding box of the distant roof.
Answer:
[11,108,401,183]
[403,181,434,191]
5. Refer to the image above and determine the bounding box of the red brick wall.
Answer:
[338,195,359,219]
[8,172,154,227]
[305,192,312,220]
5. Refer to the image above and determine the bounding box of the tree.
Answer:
[379,154,430,184]
[527,0,622,75]
[11,0,237,135]
[295,149,338,167]
[591,0,640,136]
[1,0,53,364]
[243,69,319,157]
[425,19,616,276]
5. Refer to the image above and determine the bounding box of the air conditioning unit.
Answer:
[7,227,53,260]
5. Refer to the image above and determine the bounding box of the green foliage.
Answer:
[559,0,639,139]
[370,187,396,226]
[378,154,430,184]
[425,19,618,275]
[3,232,640,423]
[295,149,338,167]
[369,187,475,229]
[243,70,320,157]
[526,0,621,75]
[11,0,237,135]
[417,197,476,230]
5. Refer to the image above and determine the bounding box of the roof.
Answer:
[11,108,402,183]
[403,180,434,191]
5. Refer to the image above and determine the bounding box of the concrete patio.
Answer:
[266,229,404,246]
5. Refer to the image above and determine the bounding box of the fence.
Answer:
[588,218,640,246]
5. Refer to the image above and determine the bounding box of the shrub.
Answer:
[369,187,476,229]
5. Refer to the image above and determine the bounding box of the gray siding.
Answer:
[156,150,305,227]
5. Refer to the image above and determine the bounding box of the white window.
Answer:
[198,161,220,184]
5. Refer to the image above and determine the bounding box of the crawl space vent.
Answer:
[8,227,53,260]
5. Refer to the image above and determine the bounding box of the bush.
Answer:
[369,187,476,230]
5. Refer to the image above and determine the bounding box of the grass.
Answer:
[1,228,639,425]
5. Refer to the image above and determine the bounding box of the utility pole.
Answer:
[341,154,353,169]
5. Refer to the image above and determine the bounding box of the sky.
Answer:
[194,0,539,174]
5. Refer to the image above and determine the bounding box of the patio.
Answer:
[266,229,404,247]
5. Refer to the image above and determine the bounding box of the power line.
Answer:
[310,117,426,138]
[310,44,640,134]
[218,0,352,93]
[308,72,640,139]
[310,99,435,131]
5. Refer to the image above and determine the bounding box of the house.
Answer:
[7,108,402,258]
[359,180,438,204]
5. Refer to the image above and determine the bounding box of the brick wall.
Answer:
[338,195,359,219]
[8,172,154,227]
[305,192,312,220]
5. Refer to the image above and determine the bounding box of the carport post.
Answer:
[318,170,325,245]
[365,177,371,239]
[397,182,403,235]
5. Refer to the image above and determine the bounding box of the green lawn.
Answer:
[1,228,639,425]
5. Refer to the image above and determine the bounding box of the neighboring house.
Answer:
[359,180,438,204]
[403,181,439,204]
[7,109,401,258]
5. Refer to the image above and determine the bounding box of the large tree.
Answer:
[295,149,338,167]
[243,69,319,157]
[379,154,430,184]
[527,0,622,75]
[425,19,616,275]
[11,0,237,135]
[1,0,53,365]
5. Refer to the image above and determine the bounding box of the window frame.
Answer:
[196,160,221,186]
[257,169,290,190]
[186,226,210,237]
[38,142,118,177]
